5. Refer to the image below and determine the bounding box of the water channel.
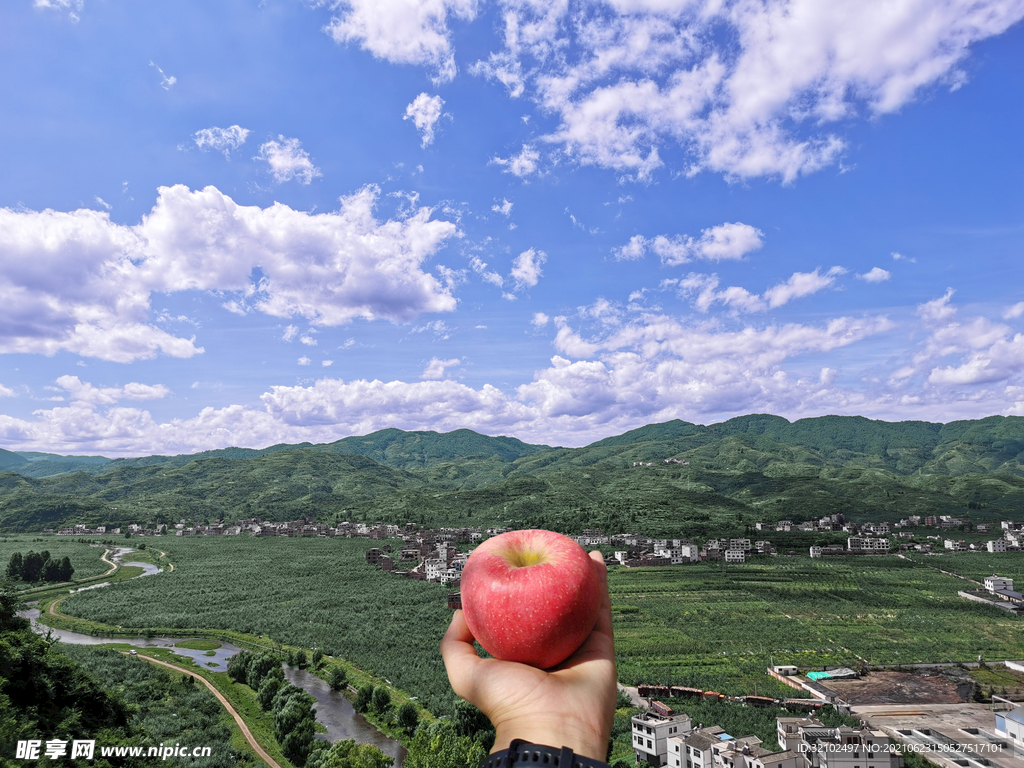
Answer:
[23,545,406,766]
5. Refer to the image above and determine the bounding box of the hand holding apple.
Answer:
[441,544,616,762]
[460,529,602,669]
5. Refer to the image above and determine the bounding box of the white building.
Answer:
[725,550,746,563]
[944,539,967,551]
[667,727,724,768]
[776,718,823,751]
[729,538,752,552]
[995,707,1024,750]
[633,711,693,766]
[424,558,446,581]
[985,575,1014,593]
[847,537,890,554]
[988,539,1008,553]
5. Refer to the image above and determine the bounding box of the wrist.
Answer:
[492,717,607,762]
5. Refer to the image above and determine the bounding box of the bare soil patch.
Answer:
[825,670,968,705]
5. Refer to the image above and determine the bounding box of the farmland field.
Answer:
[610,556,1024,694]
[53,537,1024,714]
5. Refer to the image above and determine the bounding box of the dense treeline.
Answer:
[5,549,73,583]
[0,587,137,767]
[4,415,1024,534]
[0,539,108,581]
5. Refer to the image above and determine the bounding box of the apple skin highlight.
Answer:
[460,529,602,669]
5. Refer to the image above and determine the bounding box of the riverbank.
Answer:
[27,545,421,766]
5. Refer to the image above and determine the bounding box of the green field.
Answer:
[49,536,1024,715]
[60,535,460,715]
[609,555,1024,693]
[0,536,111,584]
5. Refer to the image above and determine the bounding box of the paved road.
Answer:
[126,652,281,768]
[618,683,645,708]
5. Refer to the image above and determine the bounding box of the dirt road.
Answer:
[126,652,281,768]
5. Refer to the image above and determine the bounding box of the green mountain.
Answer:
[1,416,1023,534]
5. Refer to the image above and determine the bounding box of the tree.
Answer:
[354,685,373,713]
[41,559,61,582]
[307,740,393,768]
[615,689,633,709]
[295,649,308,668]
[247,653,281,690]
[21,551,45,582]
[371,686,391,714]
[58,556,74,582]
[312,648,324,667]
[453,700,491,738]
[397,702,418,734]
[227,650,254,683]
[328,666,347,691]
[405,721,486,768]
[6,552,22,580]
[257,676,284,711]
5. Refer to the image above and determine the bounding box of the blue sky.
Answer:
[1,0,1023,455]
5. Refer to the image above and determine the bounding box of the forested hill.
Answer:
[2,415,1024,536]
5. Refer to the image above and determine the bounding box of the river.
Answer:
[23,545,406,766]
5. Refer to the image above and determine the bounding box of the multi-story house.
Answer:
[667,727,725,768]
[633,710,693,766]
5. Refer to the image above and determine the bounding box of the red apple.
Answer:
[460,529,602,669]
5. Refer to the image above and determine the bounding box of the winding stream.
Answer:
[23,545,406,766]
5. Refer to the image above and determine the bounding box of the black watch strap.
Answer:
[481,739,611,768]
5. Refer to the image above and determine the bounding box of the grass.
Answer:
[176,639,223,650]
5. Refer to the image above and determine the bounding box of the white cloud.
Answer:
[13,299,1024,454]
[321,0,478,83]
[55,375,170,405]
[34,0,82,22]
[421,356,462,379]
[473,0,1024,182]
[470,256,504,287]
[531,312,550,327]
[510,248,546,290]
[492,144,540,177]
[678,267,843,313]
[637,222,764,265]
[300,334,318,346]
[194,125,251,157]
[257,136,322,184]
[492,198,514,217]
[918,288,957,325]
[322,360,334,367]
[0,184,457,361]
[298,356,312,366]
[94,197,112,211]
[149,61,176,90]
[613,235,648,261]
[891,251,915,262]
[1003,302,1024,320]
[283,325,299,342]
[858,267,891,283]
[763,267,846,309]
[0,384,14,397]
[404,93,446,147]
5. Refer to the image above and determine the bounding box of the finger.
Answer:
[589,550,613,639]
[440,609,483,700]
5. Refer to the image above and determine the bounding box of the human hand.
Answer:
[440,550,616,761]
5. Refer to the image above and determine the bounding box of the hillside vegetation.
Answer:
[2,414,1024,533]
